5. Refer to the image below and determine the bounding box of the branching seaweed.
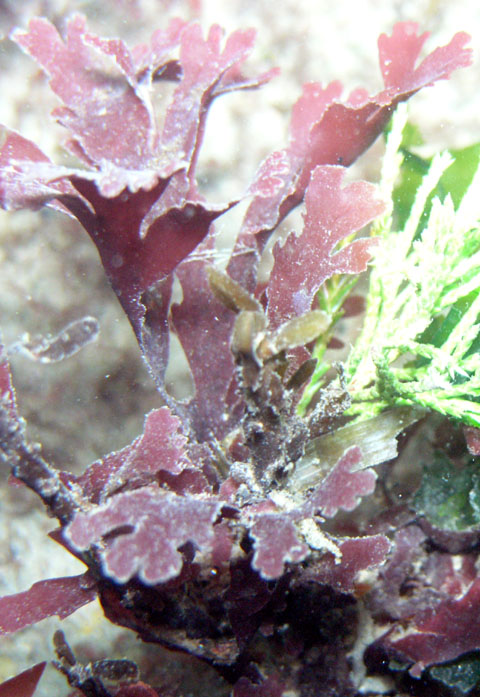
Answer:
[343,104,480,426]
[0,15,478,697]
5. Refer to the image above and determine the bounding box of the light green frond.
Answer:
[303,103,480,428]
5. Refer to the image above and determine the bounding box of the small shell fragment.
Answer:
[231,310,267,357]
[286,358,317,390]
[207,266,262,313]
[257,310,329,360]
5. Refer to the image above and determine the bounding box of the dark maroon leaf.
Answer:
[423,551,477,596]
[0,662,46,697]
[380,525,427,590]
[267,165,383,326]
[12,16,160,172]
[314,535,391,593]
[307,446,376,518]
[1,15,271,358]
[171,238,238,440]
[65,487,222,584]
[366,525,451,628]
[160,23,260,175]
[67,176,226,323]
[0,574,96,635]
[132,17,188,77]
[239,24,471,246]
[250,512,309,580]
[378,22,471,90]
[239,80,343,241]
[384,577,480,677]
[0,128,86,212]
[226,558,275,649]
[76,407,191,502]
